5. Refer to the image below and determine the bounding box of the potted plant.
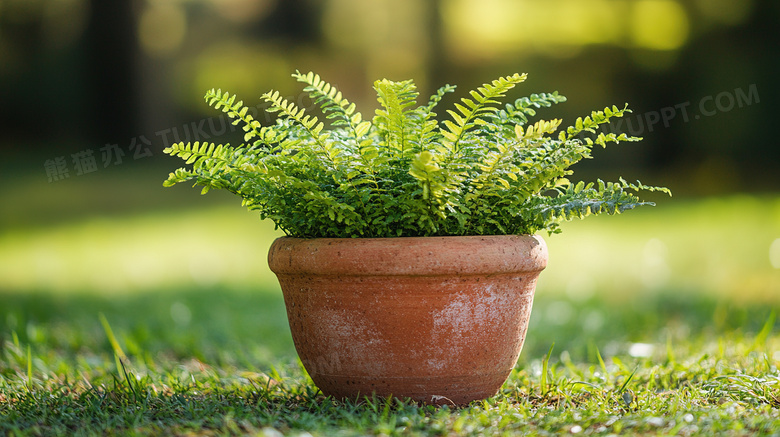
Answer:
[163,71,670,404]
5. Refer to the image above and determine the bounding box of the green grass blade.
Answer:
[754,310,776,349]
[618,367,638,394]
[26,344,32,391]
[541,343,554,396]
[99,312,127,361]
[596,346,608,378]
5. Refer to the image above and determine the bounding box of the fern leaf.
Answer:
[426,84,456,113]
[441,73,527,153]
[261,89,338,165]
[523,177,670,233]
[373,78,420,156]
[165,71,670,238]
[204,89,265,143]
[293,71,370,147]
[566,104,634,140]
[163,168,196,187]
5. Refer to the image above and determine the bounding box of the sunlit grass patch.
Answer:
[1,195,778,300]
[0,206,283,294]
[542,194,780,301]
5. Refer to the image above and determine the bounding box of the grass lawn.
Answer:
[1,171,779,435]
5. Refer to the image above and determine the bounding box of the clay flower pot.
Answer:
[267,235,548,405]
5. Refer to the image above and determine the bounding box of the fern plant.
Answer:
[163,71,670,238]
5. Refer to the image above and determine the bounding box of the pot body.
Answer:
[267,235,547,404]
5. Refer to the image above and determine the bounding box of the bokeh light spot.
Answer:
[189,252,226,288]
[441,0,529,58]
[170,301,192,326]
[565,273,596,302]
[694,0,753,26]
[185,41,292,112]
[138,3,187,57]
[322,0,429,80]
[640,238,671,289]
[628,342,655,358]
[546,300,574,326]
[770,238,780,269]
[630,0,689,51]
[211,0,276,24]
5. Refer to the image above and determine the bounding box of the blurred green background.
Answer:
[0,0,778,369]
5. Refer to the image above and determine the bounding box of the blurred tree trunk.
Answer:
[85,0,139,145]
[426,0,448,87]
[259,0,321,42]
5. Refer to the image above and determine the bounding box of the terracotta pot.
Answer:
[267,235,547,405]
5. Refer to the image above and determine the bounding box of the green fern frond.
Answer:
[461,118,562,211]
[373,79,420,156]
[515,118,563,142]
[441,73,527,153]
[426,84,457,113]
[261,90,340,165]
[163,141,235,171]
[564,104,635,142]
[467,143,518,195]
[165,71,670,238]
[163,167,196,187]
[407,84,456,153]
[523,178,671,233]
[408,151,444,201]
[491,91,568,127]
[583,132,640,148]
[293,71,378,183]
[205,89,265,143]
[293,70,372,142]
[163,141,262,194]
[618,177,673,196]
[511,140,590,199]
[508,104,639,198]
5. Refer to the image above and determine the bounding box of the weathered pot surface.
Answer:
[268,235,548,405]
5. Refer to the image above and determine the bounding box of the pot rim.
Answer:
[268,234,547,276]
